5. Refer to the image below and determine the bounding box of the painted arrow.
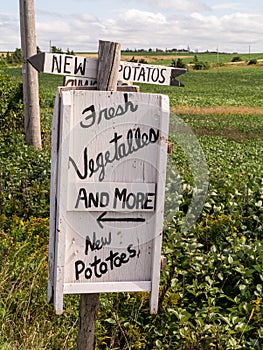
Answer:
[27,52,186,86]
[97,211,146,229]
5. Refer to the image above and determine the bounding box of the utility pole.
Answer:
[19,0,42,149]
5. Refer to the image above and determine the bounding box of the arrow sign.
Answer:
[28,52,98,79]
[28,52,186,86]
[97,211,146,229]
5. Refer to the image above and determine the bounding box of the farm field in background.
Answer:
[0,57,262,349]
[74,50,263,66]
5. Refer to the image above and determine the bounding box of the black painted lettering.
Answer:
[99,262,108,274]
[98,108,108,123]
[132,66,140,81]
[90,255,102,278]
[118,63,123,73]
[159,68,166,84]
[147,67,153,81]
[65,79,74,86]
[105,250,119,270]
[120,252,129,264]
[149,128,160,142]
[88,158,95,177]
[69,127,159,182]
[127,244,136,258]
[51,55,62,73]
[136,192,145,209]
[108,107,115,118]
[75,244,137,281]
[84,267,92,279]
[75,260,85,280]
[88,192,99,208]
[151,68,159,82]
[124,93,138,113]
[126,192,136,209]
[80,105,96,129]
[100,192,109,207]
[123,66,132,80]
[74,57,86,75]
[75,188,88,209]
[75,191,109,210]
[137,67,146,82]
[143,193,155,210]
[69,147,88,180]
[114,188,127,209]
[95,152,106,182]
[85,232,112,255]
[101,231,112,247]
[64,55,72,74]
[79,94,138,130]
[114,255,122,267]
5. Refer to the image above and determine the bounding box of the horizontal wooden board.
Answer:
[67,182,156,212]
[28,52,186,86]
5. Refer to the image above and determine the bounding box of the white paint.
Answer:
[44,53,98,78]
[67,182,156,211]
[49,88,170,314]
[118,61,172,85]
[33,53,184,85]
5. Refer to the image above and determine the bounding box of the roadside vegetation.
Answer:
[0,52,262,349]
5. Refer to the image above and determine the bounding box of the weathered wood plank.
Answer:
[77,40,121,350]
[28,52,186,86]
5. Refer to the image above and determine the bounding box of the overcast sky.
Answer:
[1,0,263,53]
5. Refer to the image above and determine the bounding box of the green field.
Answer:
[0,59,263,349]
[119,51,263,67]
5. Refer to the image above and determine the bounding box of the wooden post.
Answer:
[19,0,42,149]
[76,40,121,350]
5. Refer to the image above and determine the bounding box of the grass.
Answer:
[139,66,263,108]
[119,51,263,66]
[80,51,263,67]
[0,60,263,349]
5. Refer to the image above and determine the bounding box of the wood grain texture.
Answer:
[77,40,121,350]
[97,40,121,91]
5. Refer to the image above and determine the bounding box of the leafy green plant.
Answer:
[171,58,186,68]
[0,73,23,134]
[231,56,242,62]
[248,59,257,65]
[0,62,263,349]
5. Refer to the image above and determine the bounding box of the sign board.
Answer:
[48,88,170,314]
[28,52,186,86]
[64,76,97,87]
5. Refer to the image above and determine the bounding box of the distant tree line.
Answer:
[0,46,75,66]
[121,47,241,54]
[122,48,191,53]
[50,46,75,55]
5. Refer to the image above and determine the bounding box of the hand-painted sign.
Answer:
[64,76,97,87]
[48,88,170,314]
[28,52,186,86]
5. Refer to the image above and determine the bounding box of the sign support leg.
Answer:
[76,40,121,350]
[77,293,100,350]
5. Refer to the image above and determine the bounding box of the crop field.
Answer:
[0,57,262,349]
[77,51,263,66]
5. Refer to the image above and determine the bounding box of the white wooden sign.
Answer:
[48,88,170,315]
[64,76,97,87]
[28,52,186,86]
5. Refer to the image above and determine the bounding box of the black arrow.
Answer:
[27,52,45,72]
[170,68,186,87]
[97,211,145,229]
